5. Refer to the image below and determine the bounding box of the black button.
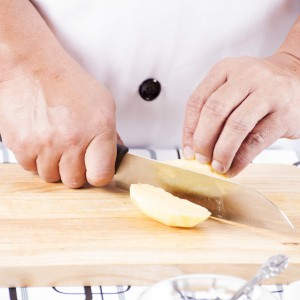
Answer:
[139,78,161,101]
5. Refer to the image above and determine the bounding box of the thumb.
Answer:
[85,132,117,187]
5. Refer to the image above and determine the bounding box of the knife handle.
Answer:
[115,144,129,173]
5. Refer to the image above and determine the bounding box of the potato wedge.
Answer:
[130,184,211,228]
[164,159,226,179]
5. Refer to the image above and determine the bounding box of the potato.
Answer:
[164,159,226,179]
[130,184,211,228]
[163,159,233,197]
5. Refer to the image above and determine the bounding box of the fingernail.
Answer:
[195,153,210,163]
[212,160,225,173]
[183,146,195,159]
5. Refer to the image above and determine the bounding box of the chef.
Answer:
[0,0,299,188]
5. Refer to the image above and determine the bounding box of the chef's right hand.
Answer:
[0,55,117,188]
[0,0,119,188]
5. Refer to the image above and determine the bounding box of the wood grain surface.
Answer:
[0,163,299,287]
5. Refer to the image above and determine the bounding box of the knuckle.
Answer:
[245,131,265,149]
[233,152,250,168]
[203,98,226,119]
[227,118,250,133]
[215,57,233,69]
[65,133,80,147]
[58,127,81,148]
[94,116,116,140]
[214,56,249,72]
[37,130,55,149]
[183,122,196,137]
[98,115,115,129]
[65,132,81,147]
[187,94,204,113]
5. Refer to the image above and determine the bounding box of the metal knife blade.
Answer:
[114,148,294,232]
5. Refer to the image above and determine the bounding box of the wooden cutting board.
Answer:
[0,163,299,287]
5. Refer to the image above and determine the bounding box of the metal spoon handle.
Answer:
[230,254,288,300]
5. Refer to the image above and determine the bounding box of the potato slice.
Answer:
[130,184,211,228]
[163,159,232,196]
[164,159,226,179]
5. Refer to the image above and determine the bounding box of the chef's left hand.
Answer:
[182,52,300,176]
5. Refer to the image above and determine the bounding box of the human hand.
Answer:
[0,54,117,188]
[182,53,300,176]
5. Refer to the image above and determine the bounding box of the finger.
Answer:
[36,150,61,182]
[227,112,284,177]
[0,134,38,171]
[58,147,86,188]
[211,91,271,173]
[182,63,227,159]
[192,80,252,163]
[15,153,37,172]
[85,133,117,187]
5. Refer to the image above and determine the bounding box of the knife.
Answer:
[114,144,295,232]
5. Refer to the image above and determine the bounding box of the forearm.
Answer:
[0,0,68,80]
[277,15,300,63]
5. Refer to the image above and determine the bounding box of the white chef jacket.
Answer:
[31,0,300,150]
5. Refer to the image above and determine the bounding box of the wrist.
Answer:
[273,16,300,73]
[0,36,73,83]
[268,51,300,75]
[0,0,69,82]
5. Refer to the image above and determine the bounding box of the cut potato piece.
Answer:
[130,184,211,228]
[164,159,226,179]
[163,159,233,196]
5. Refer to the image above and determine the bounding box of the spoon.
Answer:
[230,254,289,300]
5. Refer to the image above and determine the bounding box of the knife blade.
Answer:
[114,145,295,232]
